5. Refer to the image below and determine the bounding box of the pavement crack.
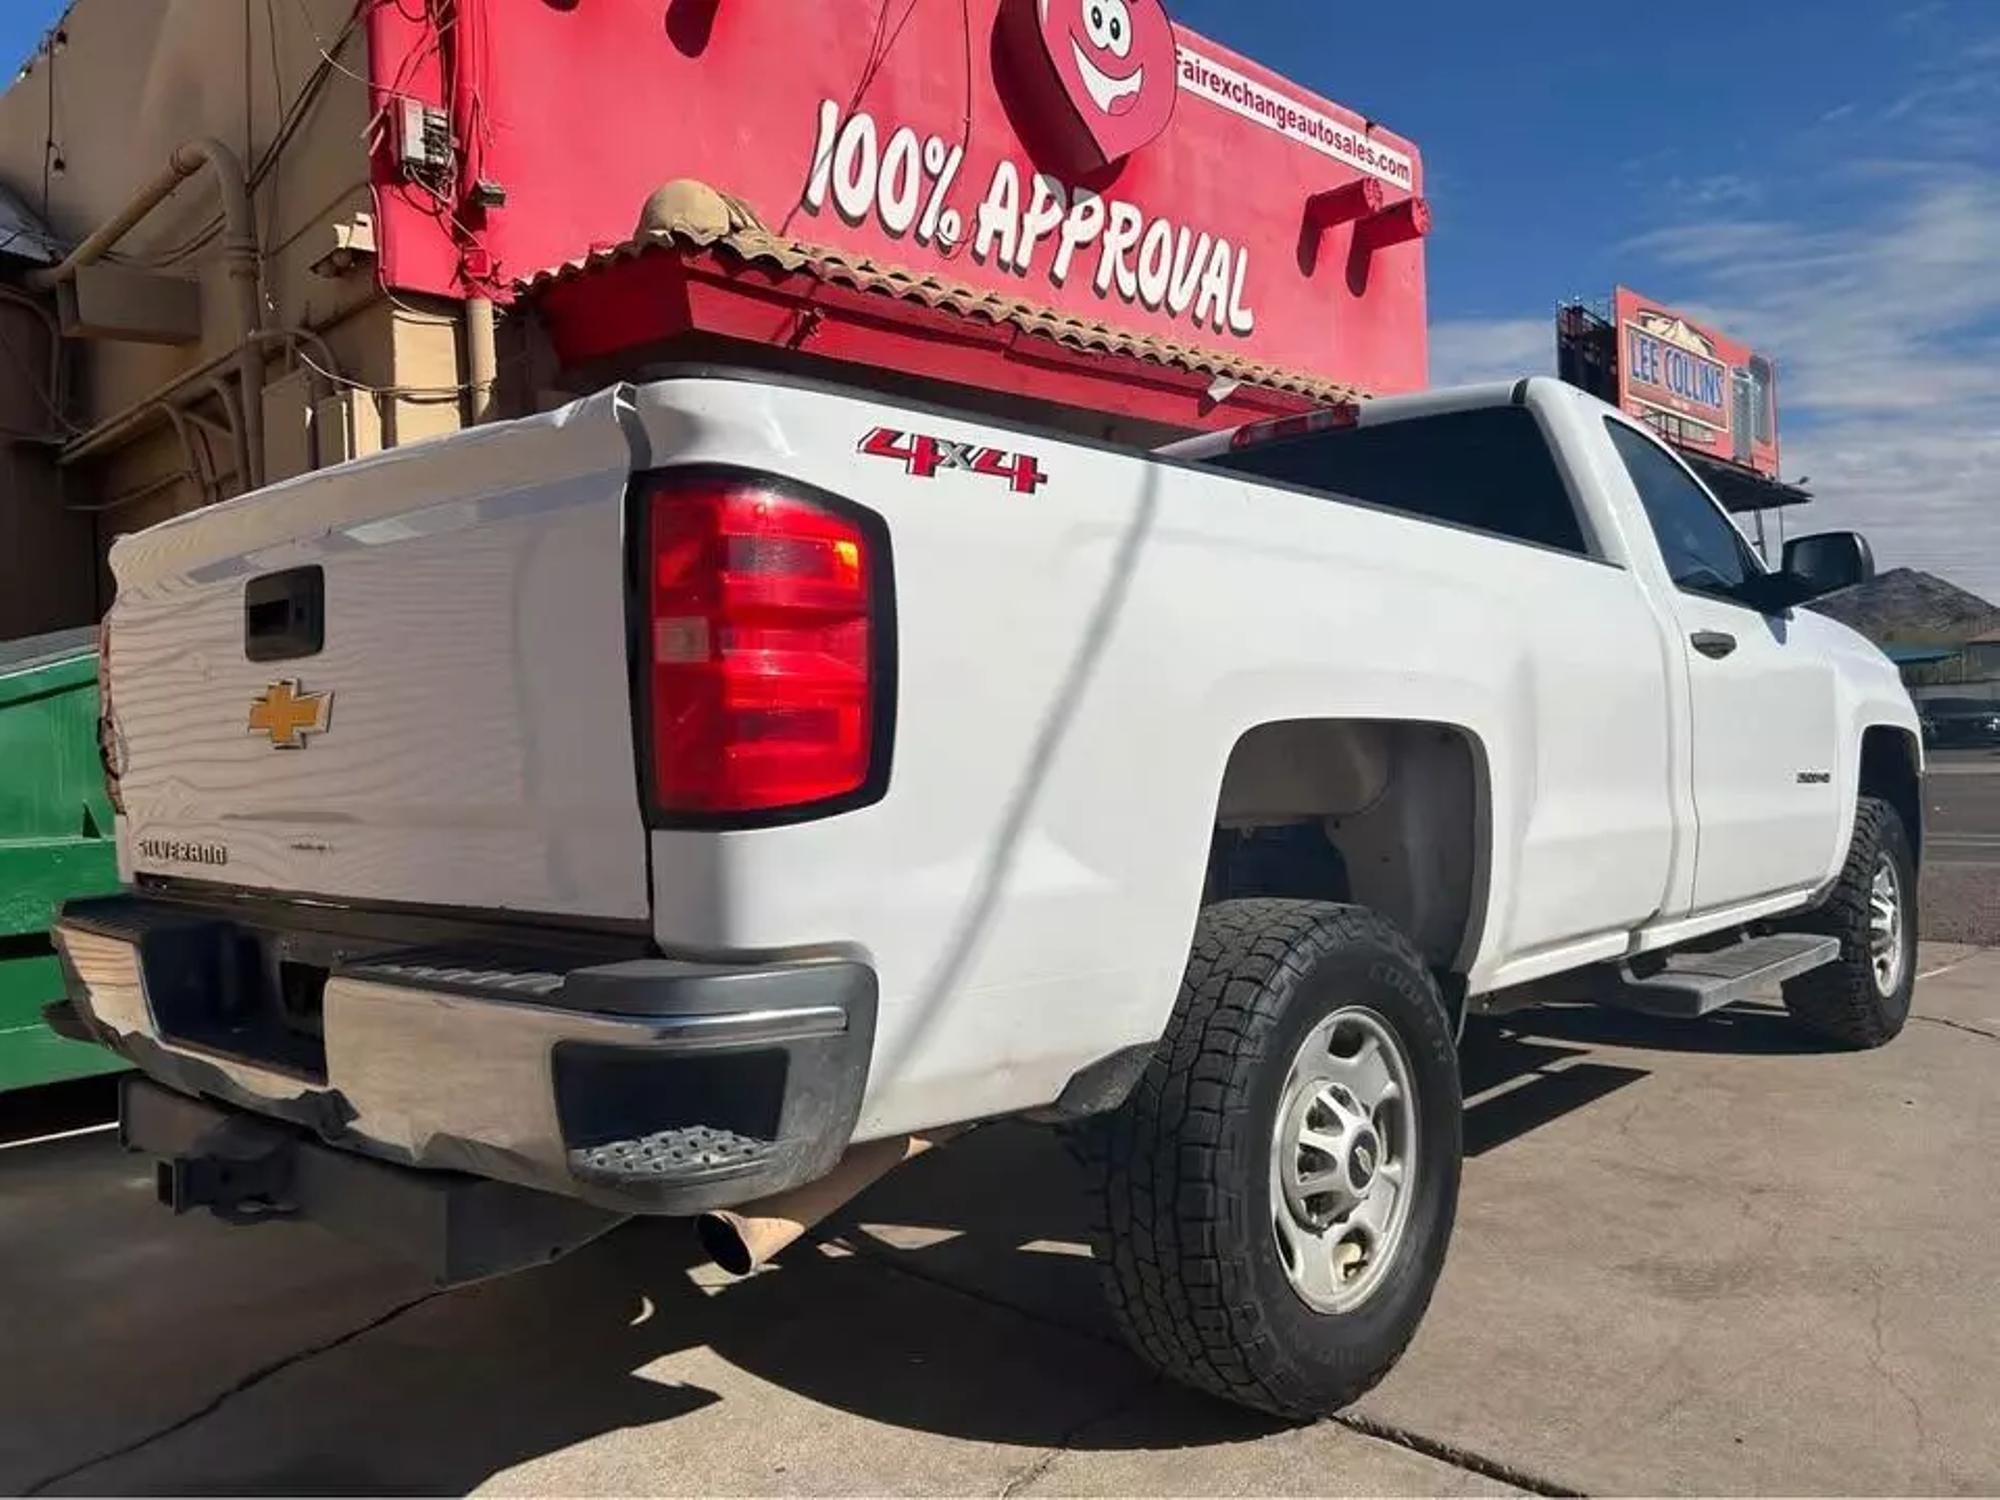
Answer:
[1332,1410,1589,1498]
[997,1443,1064,1498]
[995,1386,1151,1499]
[1911,1012,2000,1042]
[1865,1270,1932,1461]
[20,1288,442,1496]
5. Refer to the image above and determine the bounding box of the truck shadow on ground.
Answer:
[1500,997,1841,1056]
[35,1000,1823,1493]
[1458,998,1842,1153]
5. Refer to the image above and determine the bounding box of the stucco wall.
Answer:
[0,0,471,633]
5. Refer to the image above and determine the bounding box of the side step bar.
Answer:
[1607,933,1840,1019]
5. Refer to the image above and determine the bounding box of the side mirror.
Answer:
[1737,531,1875,613]
[1783,531,1875,601]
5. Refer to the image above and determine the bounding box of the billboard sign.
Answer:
[1614,287,1780,478]
[366,0,1431,395]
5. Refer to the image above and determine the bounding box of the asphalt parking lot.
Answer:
[5,945,1998,1497]
[1922,749,2000,943]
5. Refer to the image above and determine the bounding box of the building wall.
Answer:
[1905,645,2000,689]
[0,0,474,636]
[0,442,94,636]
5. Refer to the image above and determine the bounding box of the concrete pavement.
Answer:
[5,948,1999,1495]
[1,1141,1503,1497]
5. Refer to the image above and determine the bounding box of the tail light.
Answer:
[639,472,886,819]
[97,616,126,815]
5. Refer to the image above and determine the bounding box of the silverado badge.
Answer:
[248,679,332,749]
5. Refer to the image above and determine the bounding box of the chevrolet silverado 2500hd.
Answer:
[54,371,1921,1417]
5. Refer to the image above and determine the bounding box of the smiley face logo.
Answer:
[1066,0,1143,116]
[1031,0,1178,168]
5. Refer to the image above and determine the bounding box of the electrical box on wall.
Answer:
[263,374,386,480]
[397,99,455,181]
[313,388,382,467]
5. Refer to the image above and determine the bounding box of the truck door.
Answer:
[1604,419,1842,913]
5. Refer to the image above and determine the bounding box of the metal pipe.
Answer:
[0,282,67,428]
[28,137,267,487]
[205,375,252,495]
[63,467,193,515]
[160,404,219,507]
[695,1130,961,1277]
[59,327,339,469]
[465,295,497,424]
[26,137,258,296]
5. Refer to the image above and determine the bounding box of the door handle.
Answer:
[1691,630,1737,660]
[245,565,325,662]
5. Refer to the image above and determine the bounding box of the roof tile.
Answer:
[525,219,1366,408]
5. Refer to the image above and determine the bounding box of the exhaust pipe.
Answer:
[696,1130,959,1277]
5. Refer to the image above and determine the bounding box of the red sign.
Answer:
[365,0,1429,397]
[1615,287,1781,478]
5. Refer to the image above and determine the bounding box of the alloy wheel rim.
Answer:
[1869,854,1906,998]
[1269,1006,1419,1314]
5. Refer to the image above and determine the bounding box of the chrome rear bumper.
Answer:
[55,892,875,1215]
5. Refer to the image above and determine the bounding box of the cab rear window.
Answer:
[1207,406,1590,557]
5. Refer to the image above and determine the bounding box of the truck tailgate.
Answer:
[105,388,650,923]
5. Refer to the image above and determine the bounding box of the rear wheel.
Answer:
[1782,796,1917,1048]
[1084,899,1461,1418]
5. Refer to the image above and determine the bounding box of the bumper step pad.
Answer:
[568,1124,776,1188]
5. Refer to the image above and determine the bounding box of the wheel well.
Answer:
[1206,720,1489,978]
[1860,725,1922,861]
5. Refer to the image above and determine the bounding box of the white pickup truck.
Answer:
[55,370,1921,1417]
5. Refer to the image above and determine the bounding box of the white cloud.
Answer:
[1783,419,2000,589]
[1609,166,2000,597]
[1427,317,1550,387]
[1874,30,2000,153]
[1434,162,2000,600]
[1662,173,1764,209]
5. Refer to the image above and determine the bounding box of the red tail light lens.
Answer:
[643,474,879,817]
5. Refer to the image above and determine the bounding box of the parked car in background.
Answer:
[0,628,124,1094]
[1919,698,2000,749]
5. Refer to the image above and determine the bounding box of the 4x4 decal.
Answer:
[859,427,1050,495]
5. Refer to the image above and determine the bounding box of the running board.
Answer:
[1606,934,1840,1019]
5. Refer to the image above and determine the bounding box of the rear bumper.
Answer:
[54,892,876,1215]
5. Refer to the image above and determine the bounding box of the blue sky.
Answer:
[1174,0,2000,596]
[8,2,1998,593]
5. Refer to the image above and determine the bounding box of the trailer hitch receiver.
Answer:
[155,1115,298,1223]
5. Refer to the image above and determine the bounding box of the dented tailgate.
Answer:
[105,388,650,923]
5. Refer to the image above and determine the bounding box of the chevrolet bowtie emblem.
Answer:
[248,679,332,749]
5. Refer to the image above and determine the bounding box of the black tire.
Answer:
[1082,899,1461,1418]
[1782,796,1917,1048]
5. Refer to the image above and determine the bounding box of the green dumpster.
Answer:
[0,626,125,1093]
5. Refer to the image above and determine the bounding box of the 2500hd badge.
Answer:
[135,837,229,868]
